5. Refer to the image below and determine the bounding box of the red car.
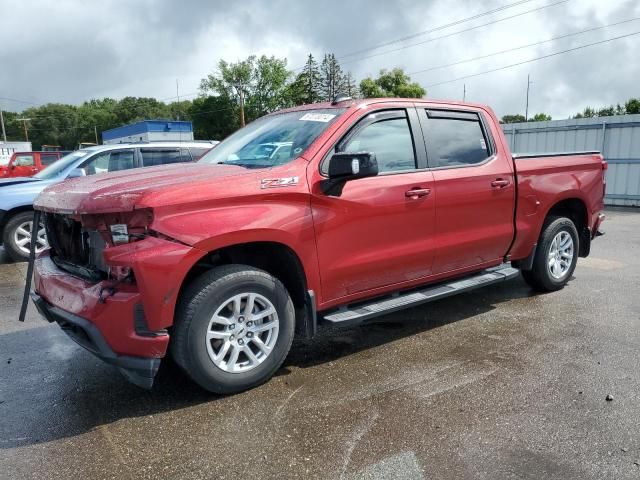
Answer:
[28,98,606,393]
[0,151,69,178]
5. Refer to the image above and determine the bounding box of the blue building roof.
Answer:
[102,120,193,141]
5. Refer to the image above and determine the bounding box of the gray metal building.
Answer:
[502,114,640,206]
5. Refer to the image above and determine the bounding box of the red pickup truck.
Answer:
[0,151,69,178]
[28,98,606,393]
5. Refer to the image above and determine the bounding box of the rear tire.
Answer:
[2,211,48,262]
[171,265,295,394]
[521,216,578,292]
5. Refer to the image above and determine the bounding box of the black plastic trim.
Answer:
[302,289,318,338]
[30,292,160,389]
[513,151,600,159]
[133,302,168,337]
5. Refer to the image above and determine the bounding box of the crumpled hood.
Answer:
[34,162,256,214]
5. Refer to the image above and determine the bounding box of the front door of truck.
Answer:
[418,108,515,274]
[310,107,436,304]
[11,153,37,177]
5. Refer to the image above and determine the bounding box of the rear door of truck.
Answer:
[416,106,515,274]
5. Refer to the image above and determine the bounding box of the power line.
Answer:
[338,0,570,68]
[407,16,640,76]
[0,96,40,106]
[337,0,536,60]
[425,30,640,88]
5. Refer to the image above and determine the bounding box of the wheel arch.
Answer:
[544,197,590,257]
[176,240,314,338]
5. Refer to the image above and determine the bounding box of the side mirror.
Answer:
[321,152,378,196]
[9,164,15,170]
[67,168,86,179]
[327,152,378,179]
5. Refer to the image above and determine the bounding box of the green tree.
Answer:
[319,53,345,101]
[597,106,615,117]
[501,114,526,124]
[189,95,238,140]
[529,113,552,122]
[249,55,291,118]
[344,72,359,98]
[113,96,171,125]
[625,98,640,114]
[200,55,291,123]
[359,68,425,98]
[287,54,322,105]
[574,107,596,119]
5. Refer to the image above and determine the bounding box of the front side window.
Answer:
[424,110,491,168]
[79,149,134,175]
[341,113,416,173]
[15,154,34,167]
[199,108,345,169]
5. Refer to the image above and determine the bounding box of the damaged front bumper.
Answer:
[27,235,205,389]
[31,291,160,388]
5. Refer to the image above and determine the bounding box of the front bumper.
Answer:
[31,237,204,388]
[31,291,160,388]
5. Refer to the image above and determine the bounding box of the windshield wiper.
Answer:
[218,161,272,169]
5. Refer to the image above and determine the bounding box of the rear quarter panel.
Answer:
[510,154,605,260]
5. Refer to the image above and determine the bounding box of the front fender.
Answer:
[149,194,321,304]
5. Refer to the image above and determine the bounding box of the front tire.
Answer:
[521,216,578,292]
[2,211,48,262]
[171,265,295,394]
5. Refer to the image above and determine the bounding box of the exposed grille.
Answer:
[43,213,107,281]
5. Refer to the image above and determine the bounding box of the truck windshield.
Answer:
[34,150,92,179]
[198,109,345,168]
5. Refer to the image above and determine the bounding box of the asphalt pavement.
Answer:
[1,208,639,479]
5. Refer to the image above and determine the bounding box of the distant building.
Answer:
[0,141,32,165]
[102,120,194,144]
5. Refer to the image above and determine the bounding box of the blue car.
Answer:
[0,142,215,260]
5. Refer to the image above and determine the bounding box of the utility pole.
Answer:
[236,83,245,128]
[94,125,99,144]
[0,107,6,142]
[16,117,31,142]
[175,79,180,121]
[463,84,466,102]
[525,74,532,121]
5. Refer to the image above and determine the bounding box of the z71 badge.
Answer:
[261,177,299,189]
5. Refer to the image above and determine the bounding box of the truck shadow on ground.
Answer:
[0,276,539,449]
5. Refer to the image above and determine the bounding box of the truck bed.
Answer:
[510,151,606,261]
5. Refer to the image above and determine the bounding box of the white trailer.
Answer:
[0,141,32,166]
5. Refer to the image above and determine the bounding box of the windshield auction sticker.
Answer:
[299,113,336,122]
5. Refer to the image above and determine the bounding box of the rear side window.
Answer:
[40,153,59,166]
[424,110,491,168]
[141,148,191,167]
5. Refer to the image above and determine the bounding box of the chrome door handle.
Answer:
[405,188,431,199]
[491,179,510,188]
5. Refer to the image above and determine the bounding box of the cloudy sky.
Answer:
[1,0,639,119]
